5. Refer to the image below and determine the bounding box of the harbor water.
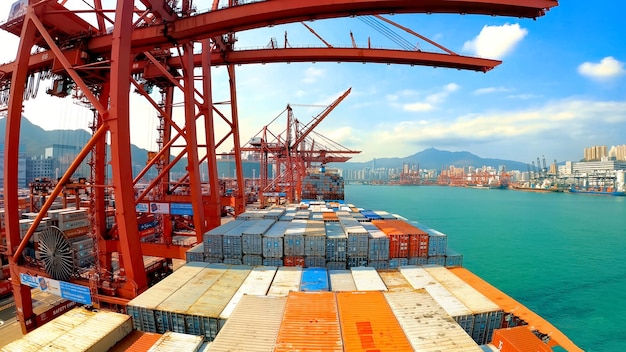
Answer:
[346,184,626,352]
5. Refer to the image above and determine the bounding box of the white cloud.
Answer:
[578,56,626,80]
[474,87,510,95]
[302,67,325,84]
[401,83,459,112]
[463,23,528,59]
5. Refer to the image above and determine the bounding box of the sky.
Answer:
[0,1,625,165]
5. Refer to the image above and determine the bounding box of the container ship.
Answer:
[1,170,582,352]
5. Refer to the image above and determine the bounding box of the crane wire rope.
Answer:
[357,16,416,51]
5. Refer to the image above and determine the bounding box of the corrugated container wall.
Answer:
[284,219,307,256]
[362,223,390,261]
[274,292,342,352]
[328,270,357,291]
[267,266,302,297]
[336,291,413,351]
[384,290,483,352]
[207,295,287,352]
[304,220,326,257]
[242,219,275,256]
[203,220,245,259]
[218,266,277,324]
[350,267,387,291]
[262,221,288,259]
[325,222,347,262]
[300,267,329,291]
[147,332,204,352]
[491,327,552,352]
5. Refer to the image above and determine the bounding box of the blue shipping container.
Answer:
[300,267,329,291]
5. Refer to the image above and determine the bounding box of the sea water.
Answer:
[346,184,626,352]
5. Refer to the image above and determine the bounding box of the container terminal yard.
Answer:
[0,0,581,351]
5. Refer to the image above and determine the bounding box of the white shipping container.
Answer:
[219,266,278,321]
[328,270,357,291]
[350,267,387,291]
[148,331,204,352]
[384,291,483,352]
[378,271,413,292]
[207,295,287,352]
[58,209,89,222]
[267,266,302,297]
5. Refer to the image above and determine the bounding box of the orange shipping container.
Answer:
[109,331,163,352]
[491,327,551,352]
[336,291,412,351]
[373,219,429,258]
[275,291,342,351]
[284,256,305,267]
[323,212,338,222]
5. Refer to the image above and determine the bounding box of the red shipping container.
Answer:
[1,265,10,280]
[408,233,429,258]
[284,256,305,267]
[491,327,551,352]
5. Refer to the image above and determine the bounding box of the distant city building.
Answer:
[44,144,88,178]
[583,145,607,161]
[571,160,626,175]
[609,144,626,161]
[0,143,27,188]
[26,156,58,183]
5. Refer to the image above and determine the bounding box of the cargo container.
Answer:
[300,267,329,291]
[326,270,354,292]
[304,256,325,267]
[185,265,252,340]
[367,260,389,270]
[426,228,448,256]
[127,262,211,332]
[322,211,338,222]
[207,295,287,352]
[491,327,552,352]
[360,210,382,220]
[408,257,428,266]
[336,291,413,351]
[378,271,413,292]
[267,266,302,297]
[241,219,275,255]
[218,266,277,324]
[304,220,325,257]
[147,331,204,352]
[362,223,390,261]
[284,219,306,256]
[203,220,246,259]
[155,265,229,334]
[424,266,504,345]
[263,208,285,220]
[427,256,446,266]
[446,249,464,267]
[373,219,428,258]
[350,267,387,291]
[3,307,133,351]
[326,261,346,270]
[399,266,475,335]
[242,254,263,266]
[283,256,304,267]
[389,257,408,269]
[186,244,205,263]
[275,292,342,352]
[384,290,483,352]
[109,331,163,352]
[325,222,347,262]
[263,258,283,267]
[262,221,288,258]
[223,221,255,260]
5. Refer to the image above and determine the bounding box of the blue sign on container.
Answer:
[170,203,194,215]
[60,281,92,305]
[301,268,329,291]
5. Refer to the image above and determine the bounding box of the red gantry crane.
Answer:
[0,0,557,334]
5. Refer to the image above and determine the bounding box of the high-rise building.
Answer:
[26,156,59,183]
[583,145,607,161]
[0,143,27,188]
[609,144,626,161]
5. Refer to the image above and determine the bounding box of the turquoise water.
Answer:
[345,184,626,352]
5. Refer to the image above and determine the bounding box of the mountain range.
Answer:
[1,117,530,172]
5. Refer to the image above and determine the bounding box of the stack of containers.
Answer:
[328,270,357,291]
[322,211,338,222]
[300,267,329,291]
[127,262,211,332]
[203,220,245,262]
[70,235,95,268]
[185,265,252,340]
[445,248,464,267]
[339,215,369,268]
[336,291,413,351]
[301,172,344,201]
[241,219,275,266]
[57,209,90,238]
[324,222,347,270]
[294,210,310,220]
[362,222,390,270]
[304,220,326,267]
[267,266,302,297]
[274,292,342,352]
[237,210,268,220]
[377,271,414,292]
[399,266,476,337]
[263,208,285,220]
[283,219,307,266]
[350,267,387,291]
[360,210,382,220]
[154,265,228,334]
[373,210,396,219]
[425,227,448,257]
[137,214,158,242]
[278,210,296,222]
[371,219,409,269]
[384,290,484,351]
[424,266,504,345]
[207,295,287,352]
[222,222,256,265]
[490,326,552,352]
[262,221,288,267]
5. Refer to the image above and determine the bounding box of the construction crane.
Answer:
[0,0,557,333]
[242,88,359,206]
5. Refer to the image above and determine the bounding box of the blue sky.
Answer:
[1,1,625,164]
